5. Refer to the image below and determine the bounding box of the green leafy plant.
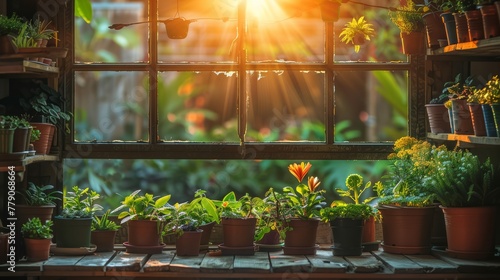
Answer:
[163,202,201,237]
[9,22,37,48]
[282,162,326,219]
[21,217,53,239]
[29,17,56,41]
[216,191,261,219]
[0,14,25,36]
[18,182,61,206]
[389,0,425,34]
[339,16,375,53]
[254,187,290,242]
[187,189,220,225]
[474,75,500,104]
[424,149,500,207]
[442,73,476,101]
[320,203,374,221]
[30,128,41,142]
[92,209,120,231]
[111,189,172,223]
[59,186,103,218]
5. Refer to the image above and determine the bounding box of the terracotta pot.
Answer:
[221,218,256,247]
[30,123,55,155]
[378,205,435,254]
[425,104,451,134]
[175,230,203,256]
[465,9,485,41]
[482,104,498,137]
[361,216,376,243]
[91,230,117,252]
[164,18,192,39]
[257,229,281,245]
[330,218,364,256]
[24,238,51,262]
[423,11,448,49]
[15,205,55,229]
[127,220,161,247]
[480,4,500,39]
[284,218,319,248]
[451,99,474,134]
[199,221,215,250]
[320,1,341,22]
[454,12,470,43]
[468,103,487,136]
[400,31,425,55]
[0,35,16,54]
[441,206,497,260]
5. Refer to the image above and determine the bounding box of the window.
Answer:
[68,0,414,160]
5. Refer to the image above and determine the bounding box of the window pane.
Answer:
[247,71,325,142]
[74,71,149,142]
[334,0,406,62]
[158,71,238,142]
[334,71,408,142]
[157,0,238,63]
[75,1,148,63]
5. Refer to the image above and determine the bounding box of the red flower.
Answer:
[288,162,312,183]
[308,176,321,192]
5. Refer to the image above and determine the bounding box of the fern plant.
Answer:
[339,16,375,53]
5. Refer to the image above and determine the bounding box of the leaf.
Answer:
[155,195,171,208]
[75,0,93,24]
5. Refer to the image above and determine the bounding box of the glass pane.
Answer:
[157,0,238,63]
[334,0,406,62]
[334,71,408,142]
[247,71,325,142]
[246,1,324,63]
[158,71,238,142]
[74,71,149,142]
[75,0,149,63]
[64,158,389,210]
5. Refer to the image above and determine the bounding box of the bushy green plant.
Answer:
[339,16,375,53]
[111,189,171,223]
[21,218,53,239]
[0,14,25,36]
[59,186,103,218]
[424,149,500,207]
[254,187,290,242]
[320,203,374,221]
[216,191,261,219]
[9,22,37,48]
[92,209,120,231]
[163,202,201,237]
[18,182,61,206]
[187,189,219,224]
[475,75,500,104]
[442,73,476,100]
[389,0,425,34]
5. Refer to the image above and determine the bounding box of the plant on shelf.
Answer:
[92,209,120,231]
[388,0,426,54]
[254,187,289,245]
[9,22,37,49]
[339,16,375,53]
[111,190,172,252]
[20,217,53,261]
[0,14,25,36]
[53,186,102,248]
[163,202,203,256]
[187,189,220,249]
[443,73,476,100]
[29,17,56,43]
[91,209,120,252]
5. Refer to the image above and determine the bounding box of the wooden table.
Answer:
[1,247,500,279]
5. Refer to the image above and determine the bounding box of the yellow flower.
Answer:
[288,162,312,183]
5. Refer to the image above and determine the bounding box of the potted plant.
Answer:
[20,217,53,262]
[0,116,15,153]
[254,187,289,251]
[321,203,374,256]
[187,189,220,251]
[335,174,380,251]
[339,16,375,53]
[111,190,171,254]
[0,14,25,54]
[424,147,500,259]
[163,202,203,256]
[317,0,347,22]
[216,191,261,255]
[53,186,102,248]
[442,73,476,134]
[426,93,452,134]
[422,1,448,49]
[389,0,426,54]
[280,162,326,255]
[91,209,120,252]
[375,136,440,255]
[16,182,61,229]
[3,115,33,152]
[466,82,488,136]
[17,80,72,154]
[451,0,477,42]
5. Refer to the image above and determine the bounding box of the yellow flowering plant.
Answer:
[282,162,326,220]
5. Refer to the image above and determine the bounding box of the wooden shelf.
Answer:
[428,36,500,57]
[427,133,500,145]
[0,59,59,77]
[0,154,59,172]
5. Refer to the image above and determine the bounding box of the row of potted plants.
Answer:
[426,74,500,137]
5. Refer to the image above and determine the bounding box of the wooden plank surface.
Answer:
[269,252,311,273]
[143,251,175,272]
[200,254,234,273]
[345,252,383,273]
[406,254,458,273]
[74,251,116,271]
[234,252,271,273]
[43,255,85,271]
[105,252,148,272]
[169,254,204,273]
[373,251,424,274]
[307,249,349,273]
[432,249,500,273]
